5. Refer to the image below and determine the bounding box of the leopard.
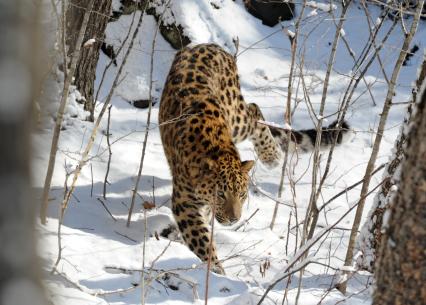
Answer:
[159,43,349,274]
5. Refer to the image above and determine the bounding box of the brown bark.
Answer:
[338,2,423,294]
[357,59,426,272]
[373,67,426,305]
[0,0,47,304]
[67,0,112,121]
[40,0,96,225]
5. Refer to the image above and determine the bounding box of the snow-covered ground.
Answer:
[34,1,425,304]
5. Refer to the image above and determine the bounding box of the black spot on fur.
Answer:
[186,72,195,83]
[233,127,239,138]
[178,89,189,97]
[196,75,208,84]
[201,57,211,67]
[172,74,183,85]
[190,88,199,94]
[202,140,211,148]
[178,220,187,231]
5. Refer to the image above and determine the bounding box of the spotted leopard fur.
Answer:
[159,43,349,274]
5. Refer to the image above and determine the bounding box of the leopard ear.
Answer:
[189,158,216,179]
[241,160,255,172]
[202,158,215,173]
[189,166,200,179]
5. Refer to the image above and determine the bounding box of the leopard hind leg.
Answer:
[246,103,282,168]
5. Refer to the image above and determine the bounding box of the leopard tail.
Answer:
[269,120,351,152]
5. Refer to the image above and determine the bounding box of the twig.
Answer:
[250,179,293,208]
[56,270,138,296]
[303,0,352,247]
[106,265,200,301]
[234,208,260,231]
[270,0,307,231]
[103,105,113,199]
[51,161,74,274]
[114,230,138,243]
[318,163,386,213]
[338,1,424,293]
[95,13,137,104]
[152,176,155,205]
[97,197,116,221]
[141,205,148,305]
[40,0,96,224]
[57,2,146,229]
[256,180,383,304]
[90,163,93,197]
[205,191,216,305]
[304,8,398,244]
[127,5,160,226]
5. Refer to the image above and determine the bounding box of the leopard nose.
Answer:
[229,218,238,225]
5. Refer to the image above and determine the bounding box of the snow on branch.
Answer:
[306,1,337,12]
[257,120,292,131]
[83,38,96,47]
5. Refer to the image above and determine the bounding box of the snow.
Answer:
[258,120,292,130]
[102,13,175,103]
[307,1,337,12]
[308,9,318,17]
[34,1,425,305]
[83,38,96,47]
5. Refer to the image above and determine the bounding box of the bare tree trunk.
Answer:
[373,62,426,305]
[67,0,112,121]
[40,0,96,225]
[338,1,423,293]
[357,58,426,272]
[0,0,47,304]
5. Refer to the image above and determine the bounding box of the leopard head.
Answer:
[189,152,254,225]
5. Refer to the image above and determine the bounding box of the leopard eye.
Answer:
[240,192,246,198]
[217,191,225,199]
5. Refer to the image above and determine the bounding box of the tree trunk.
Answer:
[67,0,112,121]
[373,60,426,305]
[0,0,47,304]
[357,58,426,272]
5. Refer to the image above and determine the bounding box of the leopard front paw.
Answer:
[211,262,226,275]
[260,150,282,169]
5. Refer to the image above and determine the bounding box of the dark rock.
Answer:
[156,21,191,49]
[101,42,117,66]
[111,0,191,50]
[403,44,419,66]
[244,0,295,27]
[378,0,426,21]
[132,99,155,109]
